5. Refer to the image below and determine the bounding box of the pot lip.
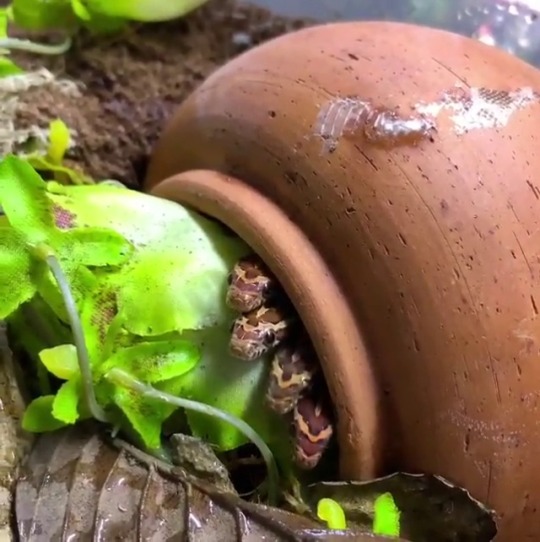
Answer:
[147,169,382,479]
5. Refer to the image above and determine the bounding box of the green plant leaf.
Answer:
[0,57,24,77]
[58,228,134,266]
[44,182,250,328]
[112,385,171,450]
[39,344,78,380]
[373,492,401,537]
[82,0,209,21]
[36,262,97,324]
[168,326,291,456]
[70,0,91,20]
[317,498,347,530]
[0,227,38,319]
[9,0,78,32]
[0,7,9,36]
[118,251,230,336]
[8,171,291,465]
[26,154,94,185]
[99,339,200,383]
[0,155,54,242]
[79,281,119,363]
[52,378,80,424]
[47,118,71,165]
[95,340,201,448]
[22,395,67,432]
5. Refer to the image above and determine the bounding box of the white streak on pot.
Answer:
[416,85,538,135]
[314,85,539,152]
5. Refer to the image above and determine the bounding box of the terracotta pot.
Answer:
[144,21,540,540]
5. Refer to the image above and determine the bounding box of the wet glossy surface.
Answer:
[15,425,410,541]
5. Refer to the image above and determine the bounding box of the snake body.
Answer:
[265,339,318,415]
[229,303,295,361]
[226,255,333,469]
[293,396,334,470]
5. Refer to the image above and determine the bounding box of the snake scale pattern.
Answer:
[226,254,334,469]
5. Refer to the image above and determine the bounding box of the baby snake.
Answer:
[226,254,334,469]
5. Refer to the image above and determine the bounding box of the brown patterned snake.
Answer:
[226,254,333,469]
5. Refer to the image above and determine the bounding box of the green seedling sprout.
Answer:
[317,498,347,530]
[46,118,71,165]
[25,119,95,185]
[373,492,401,538]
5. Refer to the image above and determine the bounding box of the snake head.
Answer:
[226,255,277,312]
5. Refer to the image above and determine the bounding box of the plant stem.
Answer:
[0,37,72,55]
[41,248,108,422]
[105,367,280,505]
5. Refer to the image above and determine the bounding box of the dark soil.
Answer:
[12,0,312,187]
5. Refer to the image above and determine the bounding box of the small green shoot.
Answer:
[25,119,94,185]
[47,118,71,165]
[317,498,347,530]
[373,492,401,537]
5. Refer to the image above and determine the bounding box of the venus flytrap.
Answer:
[20,242,280,502]
[0,156,133,323]
[0,154,291,501]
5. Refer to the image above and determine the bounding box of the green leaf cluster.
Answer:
[0,153,290,465]
[8,0,210,35]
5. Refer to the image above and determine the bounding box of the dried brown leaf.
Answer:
[15,423,409,541]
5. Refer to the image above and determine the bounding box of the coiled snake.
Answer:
[226,255,334,469]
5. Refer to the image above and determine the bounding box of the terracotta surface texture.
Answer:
[145,21,540,541]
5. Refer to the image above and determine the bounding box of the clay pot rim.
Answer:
[149,169,382,479]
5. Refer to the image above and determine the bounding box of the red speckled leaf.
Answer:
[14,423,410,541]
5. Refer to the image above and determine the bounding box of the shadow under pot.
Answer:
[143,20,540,542]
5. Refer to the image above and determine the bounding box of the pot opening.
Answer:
[148,169,382,482]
